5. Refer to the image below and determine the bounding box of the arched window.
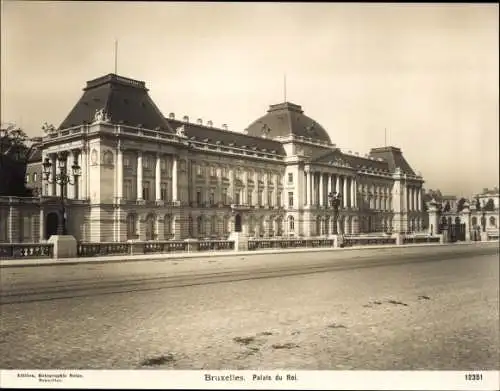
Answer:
[316,216,322,235]
[164,214,172,237]
[471,216,478,226]
[489,216,496,227]
[145,214,156,241]
[197,215,204,236]
[188,215,194,237]
[126,214,137,240]
[288,216,295,231]
[210,215,216,234]
[276,217,283,236]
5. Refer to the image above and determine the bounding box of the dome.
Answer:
[245,102,331,144]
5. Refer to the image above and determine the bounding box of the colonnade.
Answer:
[127,150,179,202]
[407,185,422,211]
[304,170,357,208]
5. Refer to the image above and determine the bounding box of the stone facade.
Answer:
[0,73,427,243]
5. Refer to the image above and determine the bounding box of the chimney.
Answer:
[197,118,203,125]
[222,124,228,130]
[168,112,175,119]
[183,115,189,123]
[207,120,213,127]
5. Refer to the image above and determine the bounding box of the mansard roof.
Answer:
[59,74,174,132]
[369,146,416,175]
[165,118,286,156]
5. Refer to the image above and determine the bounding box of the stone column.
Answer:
[80,148,87,200]
[417,187,422,211]
[308,171,313,206]
[51,154,57,196]
[116,146,123,200]
[39,208,45,242]
[8,205,19,243]
[335,175,340,195]
[155,153,161,201]
[351,177,356,208]
[462,203,471,241]
[319,173,324,207]
[136,151,143,200]
[172,156,178,201]
[305,171,310,205]
[66,152,75,199]
[343,176,348,208]
[327,174,332,202]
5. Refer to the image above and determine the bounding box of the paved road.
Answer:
[0,243,498,370]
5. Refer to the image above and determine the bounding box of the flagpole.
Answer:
[284,73,287,102]
[114,40,118,74]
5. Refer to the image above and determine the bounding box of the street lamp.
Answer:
[42,151,81,235]
[328,191,342,235]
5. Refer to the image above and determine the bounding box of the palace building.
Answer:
[2,73,426,243]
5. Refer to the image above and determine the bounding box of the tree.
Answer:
[443,201,451,212]
[0,122,41,197]
[456,197,467,212]
[484,198,495,211]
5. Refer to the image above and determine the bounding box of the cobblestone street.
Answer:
[1,246,498,370]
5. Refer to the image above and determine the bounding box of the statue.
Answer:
[329,191,342,235]
[176,125,186,138]
[93,108,110,123]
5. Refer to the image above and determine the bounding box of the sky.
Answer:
[1,2,498,197]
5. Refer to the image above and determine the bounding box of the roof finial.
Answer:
[114,39,118,75]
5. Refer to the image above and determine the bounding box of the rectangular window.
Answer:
[210,166,217,177]
[267,191,273,206]
[124,155,131,168]
[288,192,294,207]
[235,191,241,204]
[161,184,167,201]
[142,182,150,200]
[277,191,282,207]
[196,190,202,204]
[142,156,150,169]
[222,189,228,205]
[288,173,293,183]
[124,180,133,200]
[209,191,215,205]
[196,165,202,176]
[247,191,253,206]
[160,158,166,170]
[222,167,228,178]
[258,190,263,206]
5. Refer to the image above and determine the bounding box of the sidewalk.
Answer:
[0,241,489,268]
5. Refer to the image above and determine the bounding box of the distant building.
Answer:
[0,73,426,243]
[473,187,499,210]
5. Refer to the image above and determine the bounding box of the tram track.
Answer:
[1,246,497,305]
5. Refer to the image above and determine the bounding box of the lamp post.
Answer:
[42,151,81,235]
[328,191,342,235]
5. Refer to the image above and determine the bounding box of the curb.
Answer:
[0,241,494,268]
